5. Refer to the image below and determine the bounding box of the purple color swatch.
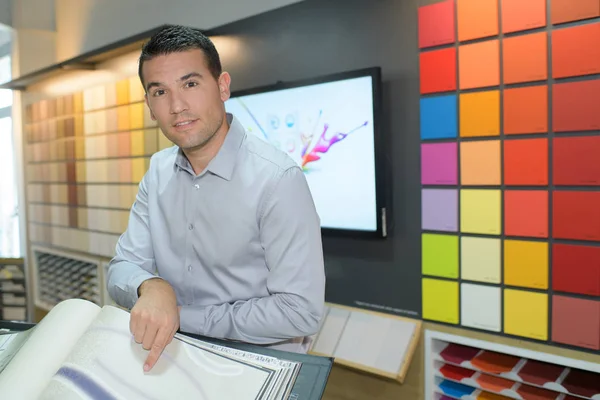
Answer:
[422,189,458,231]
[421,142,458,185]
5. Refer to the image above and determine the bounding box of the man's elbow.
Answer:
[283,295,324,337]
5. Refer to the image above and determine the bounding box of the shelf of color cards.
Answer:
[434,360,572,400]
[433,342,600,400]
[434,376,513,400]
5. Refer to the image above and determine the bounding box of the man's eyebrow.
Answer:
[145,72,203,91]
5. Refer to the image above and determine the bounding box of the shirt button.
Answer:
[194,184,199,189]
[188,265,192,272]
[188,224,194,230]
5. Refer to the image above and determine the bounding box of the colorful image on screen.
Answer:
[225,74,378,232]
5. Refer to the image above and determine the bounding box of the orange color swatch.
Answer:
[459,40,500,89]
[418,0,455,48]
[420,47,457,94]
[553,79,600,132]
[504,240,549,289]
[504,138,548,186]
[503,32,548,84]
[552,22,600,79]
[501,0,547,33]
[459,90,500,137]
[503,85,548,135]
[457,0,499,41]
[460,140,501,185]
[551,0,600,25]
[504,190,549,238]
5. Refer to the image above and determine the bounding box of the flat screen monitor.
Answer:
[225,67,386,238]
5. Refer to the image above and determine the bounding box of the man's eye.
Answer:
[186,81,198,88]
[153,89,165,97]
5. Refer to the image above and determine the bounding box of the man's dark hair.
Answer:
[138,24,222,90]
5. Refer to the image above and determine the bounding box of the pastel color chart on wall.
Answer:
[418,0,600,354]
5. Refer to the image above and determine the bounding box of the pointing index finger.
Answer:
[143,327,171,372]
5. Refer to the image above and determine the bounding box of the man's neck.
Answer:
[184,119,230,175]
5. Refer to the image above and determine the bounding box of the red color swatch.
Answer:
[552,22,600,79]
[439,364,475,381]
[501,0,546,33]
[503,32,548,84]
[553,191,600,241]
[439,343,480,364]
[562,368,600,398]
[552,244,600,296]
[504,138,548,186]
[553,79,600,132]
[518,360,564,386]
[551,0,600,25]
[517,384,564,400]
[504,190,548,238]
[471,351,520,374]
[504,85,548,135]
[420,47,457,94]
[552,296,600,350]
[553,135,600,186]
[418,0,455,48]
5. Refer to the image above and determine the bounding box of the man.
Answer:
[106,24,326,373]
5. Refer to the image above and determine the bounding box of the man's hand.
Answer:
[130,278,180,372]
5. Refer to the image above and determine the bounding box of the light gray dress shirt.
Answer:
[107,113,326,353]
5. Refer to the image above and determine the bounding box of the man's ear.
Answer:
[144,94,156,121]
[218,72,232,101]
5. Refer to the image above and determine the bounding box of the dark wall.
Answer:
[208,0,433,318]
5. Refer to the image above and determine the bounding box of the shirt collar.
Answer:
[174,113,245,180]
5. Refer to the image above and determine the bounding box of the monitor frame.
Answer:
[228,66,388,239]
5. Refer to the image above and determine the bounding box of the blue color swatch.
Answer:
[438,379,475,397]
[420,94,457,140]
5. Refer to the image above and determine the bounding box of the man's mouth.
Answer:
[172,119,198,130]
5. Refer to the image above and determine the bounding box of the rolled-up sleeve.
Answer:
[179,165,326,344]
[106,168,159,310]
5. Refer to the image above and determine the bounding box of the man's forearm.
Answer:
[178,292,323,345]
[107,260,158,309]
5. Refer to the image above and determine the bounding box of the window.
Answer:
[0,55,11,108]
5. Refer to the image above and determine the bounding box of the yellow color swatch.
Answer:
[73,92,84,114]
[130,131,145,156]
[117,105,130,131]
[461,236,501,283]
[129,103,144,130]
[504,240,548,289]
[129,76,145,103]
[131,158,147,183]
[422,278,459,324]
[460,90,500,137]
[105,82,117,108]
[460,189,501,235]
[116,79,130,105]
[460,140,501,185]
[504,289,547,340]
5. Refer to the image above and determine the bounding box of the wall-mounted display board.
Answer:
[418,0,600,354]
[24,76,173,259]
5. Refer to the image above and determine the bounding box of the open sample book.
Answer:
[0,299,303,400]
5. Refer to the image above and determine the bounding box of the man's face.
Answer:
[142,49,231,152]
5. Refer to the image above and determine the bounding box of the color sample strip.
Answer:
[552,22,600,79]
[461,237,501,283]
[422,278,459,324]
[504,240,548,289]
[552,295,600,350]
[421,143,458,184]
[461,189,501,235]
[438,379,476,397]
[439,343,481,365]
[456,0,499,41]
[422,189,458,232]
[501,0,546,33]
[422,233,459,278]
[476,373,514,393]
[420,47,457,94]
[517,385,562,400]
[551,0,600,24]
[503,85,548,135]
[460,140,500,185]
[420,95,458,140]
[459,91,500,137]
[517,360,564,387]
[553,135,600,186]
[552,244,600,296]
[459,40,500,89]
[504,190,548,238]
[418,0,455,48]
[471,351,520,374]
[504,138,548,186]
[461,283,501,332]
[439,363,475,380]
[562,368,600,398]
[553,79,600,132]
[503,32,548,84]
[553,191,600,241]
[504,289,548,340]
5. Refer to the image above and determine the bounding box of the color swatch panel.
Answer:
[420,48,457,94]
[553,79,600,132]
[501,0,546,33]
[503,138,548,185]
[552,244,600,296]
[502,32,548,84]
[503,85,548,135]
[552,22,600,78]
[458,40,500,89]
[420,95,458,140]
[553,136,600,186]
[456,0,499,41]
[552,295,600,350]
[421,143,458,184]
[460,140,500,185]
[551,0,600,24]
[422,189,458,232]
[418,0,455,48]
[422,233,459,278]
